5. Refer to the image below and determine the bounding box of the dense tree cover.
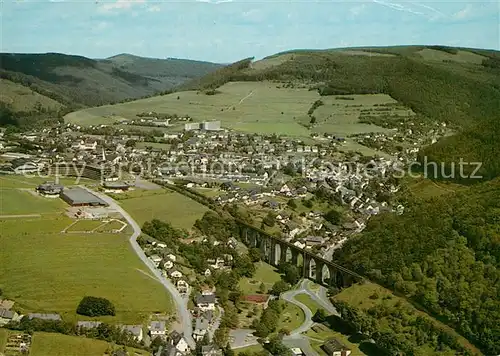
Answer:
[277,263,301,285]
[0,102,66,129]
[334,178,500,354]
[178,57,253,91]
[76,296,116,317]
[251,300,286,337]
[332,300,473,355]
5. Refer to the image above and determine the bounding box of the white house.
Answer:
[149,254,162,267]
[163,260,174,269]
[170,331,190,354]
[204,269,212,277]
[196,293,216,311]
[149,320,166,339]
[177,279,189,294]
[169,270,183,279]
[166,254,177,262]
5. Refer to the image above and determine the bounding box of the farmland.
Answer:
[118,188,209,230]
[0,188,66,215]
[0,178,172,324]
[65,81,399,139]
[29,332,150,356]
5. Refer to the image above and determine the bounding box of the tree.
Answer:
[310,116,316,124]
[271,281,291,296]
[324,209,343,225]
[303,199,313,209]
[281,264,301,285]
[125,139,136,148]
[258,282,267,294]
[287,199,297,209]
[313,308,328,323]
[77,296,115,317]
[213,327,230,348]
[249,248,261,262]
[263,212,276,227]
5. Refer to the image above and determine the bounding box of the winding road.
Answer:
[233,279,337,355]
[80,186,195,348]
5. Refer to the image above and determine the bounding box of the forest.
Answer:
[334,178,500,354]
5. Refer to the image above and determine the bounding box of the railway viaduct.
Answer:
[236,219,364,288]
[161,182,365,288]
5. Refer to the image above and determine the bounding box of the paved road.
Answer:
[81,186,195,348]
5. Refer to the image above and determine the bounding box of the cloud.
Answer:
[453,4,472,20]
[413,2,447,17]
[147,5,161,12]
[371,0,424,17]
[98,0,145,12]
[195,0,233,4]
[350,4,366,16]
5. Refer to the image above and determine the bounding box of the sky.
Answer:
[1,0,499,63]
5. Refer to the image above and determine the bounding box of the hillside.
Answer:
[178,45,500,180]
[106,53,222,90]
[0,52,222,110]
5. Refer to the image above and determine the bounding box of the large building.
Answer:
[201,121,221,131]
[51,163,113,181]
[60,187,108,207]
[184,122,202,131]
[36,182,64,197]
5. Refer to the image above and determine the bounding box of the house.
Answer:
[150,254,163,267]
[305,235,325,247]
[149,320,167,339]
[201,345,223,356]
[193,317,209,341]
[28,313,61,321]
[112,349,129,356]
[156,345,179,356]
[0,308,18,325]
[36,182,64,197]
[196,294,216,311]
[163,260,174,269]
[122,325,144,342]
[322,338,351,356]
[169,331,190,354]
[169,269,183,279]
[76,321,102,329]
[204,268,212,277]
[177,279,189,294]
[166,254,177,262]
[291,348,304,356]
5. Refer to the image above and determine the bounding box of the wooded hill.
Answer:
[0,52,222,113]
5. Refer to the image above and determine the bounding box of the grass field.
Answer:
[0,188,66,215]
[0,175,94,189]
[0,214,172,324]
[278,302,305,332]
[119,188,209,230]
[65,82,401,140]
[238,262,282,294]
[406,177,467,199]
[65,219,106,232]
[0,328,7,353]
[309,94,402,137]
[295,293,322,315]
[29,332,150,356]
[234,344,265,355]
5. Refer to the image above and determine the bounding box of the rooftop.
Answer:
[61,187,108,206]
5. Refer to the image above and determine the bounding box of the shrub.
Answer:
[76,296,115,317]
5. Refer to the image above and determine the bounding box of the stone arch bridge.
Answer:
[237,220,364,289]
